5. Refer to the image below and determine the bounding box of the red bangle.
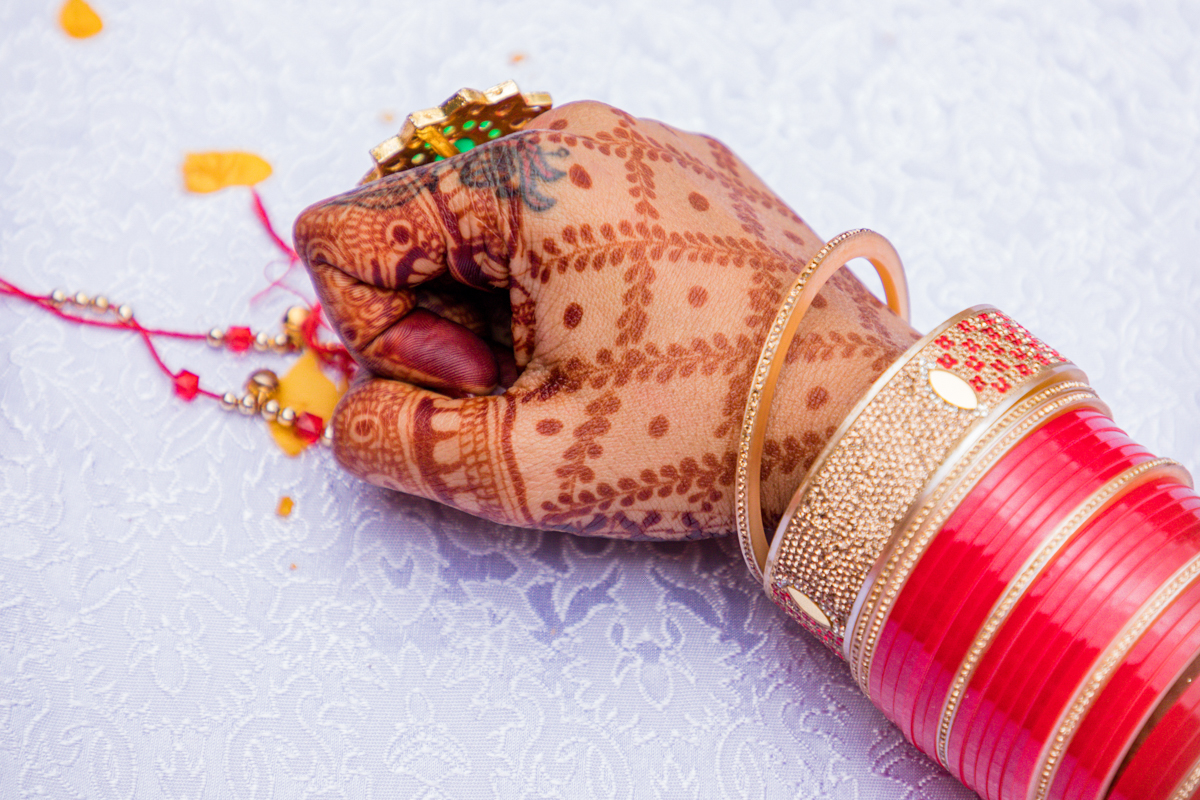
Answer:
[950,479,1197,793]
[874,408,1092,718]
[952,482,1163,792]
[884,411,1150,750]
[1052,574,1200,798]
[909,434,1157,758]
[983,485,1200,800]
[1109,660,1200,800]
[877,409,1148,748]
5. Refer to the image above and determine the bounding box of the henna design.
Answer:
[806,386,829,410]
[555,393,621,495]
[563,302,583,329]
[530,332,755,396]
[539,449,735,536]
[787,329,905,373]
[310,105,923,543]
[453,136,569,213]
[568,163,593,189]
[539,223,799,278]
[760,430,828,483]
[338,385,533,526]
[828,269,914,354]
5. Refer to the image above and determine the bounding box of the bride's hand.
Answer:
[294,101,919,540]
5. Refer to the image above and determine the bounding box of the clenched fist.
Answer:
[293,101,919,540]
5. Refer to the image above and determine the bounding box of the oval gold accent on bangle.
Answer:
[928,369,979,410]
[763,305,1076,647]
[1030,547,1200,800]
[846,378,1106,684]
[935,457,1193,766]
[735,229,911,586]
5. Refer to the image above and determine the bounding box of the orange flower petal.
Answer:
[269,350,344,456]
[182,152,273,194]
[60,0,103,38]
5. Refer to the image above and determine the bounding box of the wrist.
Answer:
[758,270,921,522]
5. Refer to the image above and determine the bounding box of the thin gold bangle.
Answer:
[735,229,910,584]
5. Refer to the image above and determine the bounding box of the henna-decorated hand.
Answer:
[294,101,920,540]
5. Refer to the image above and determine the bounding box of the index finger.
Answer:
[293,132,572,393]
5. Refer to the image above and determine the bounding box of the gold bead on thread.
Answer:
[246,369,279,403]
[206,328,225,348]
[284,306,310,348]
[261,399,281,423]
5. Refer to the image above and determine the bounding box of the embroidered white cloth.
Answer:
[2,1,1197,798]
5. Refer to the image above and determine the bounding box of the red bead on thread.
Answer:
[226,326,253,353]
[173,370,200,401]
[294,412,323,445]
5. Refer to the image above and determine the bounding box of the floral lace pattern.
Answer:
[2,1,1198,797]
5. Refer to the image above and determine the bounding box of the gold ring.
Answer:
[360,80,552,184]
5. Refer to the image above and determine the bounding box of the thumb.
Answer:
[333,376,536,526]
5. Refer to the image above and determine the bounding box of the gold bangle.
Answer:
[936,458,1191,766]
[764,306,1079,649]
[735,229,910,585]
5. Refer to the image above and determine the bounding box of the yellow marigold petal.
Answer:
[182,151,273,194]
[276,496,294,517]
[60,0,103,39]
[269,350,344,456]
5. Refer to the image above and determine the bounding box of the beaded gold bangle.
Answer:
[762,306,1087,651]
[735,229,910,584]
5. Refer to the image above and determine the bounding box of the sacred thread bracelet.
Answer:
[740,232,1200,800]
[0,83,550,452]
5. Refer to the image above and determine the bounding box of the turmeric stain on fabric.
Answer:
[268,349,344,456]
[182,152,273,193]
[59,0,103,38]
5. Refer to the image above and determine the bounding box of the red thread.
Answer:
[250,188,299,263]
[0,193,355,402]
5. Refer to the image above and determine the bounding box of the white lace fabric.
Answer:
[2,1,1197,797]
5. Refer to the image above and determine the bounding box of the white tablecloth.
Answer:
[3,1,1198,797]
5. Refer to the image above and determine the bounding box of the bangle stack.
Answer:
[741,230,1200,800]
